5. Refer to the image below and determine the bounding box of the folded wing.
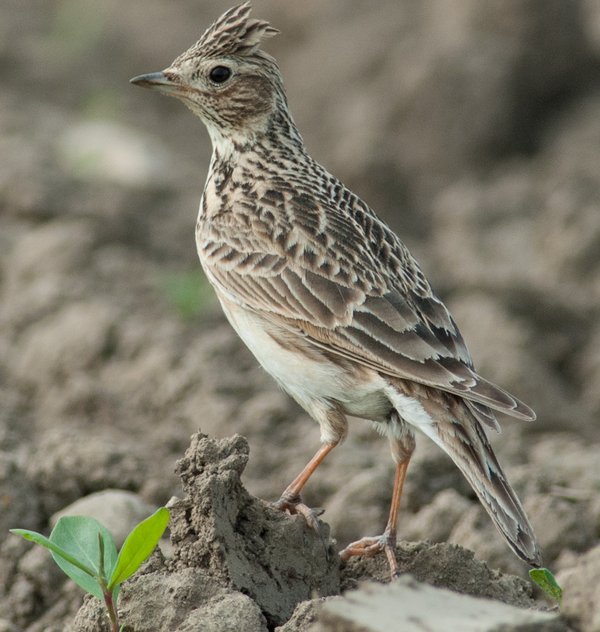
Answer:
[200,191,535,424]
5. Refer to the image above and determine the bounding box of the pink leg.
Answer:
[272,442,337,529]
[339,433,415,578]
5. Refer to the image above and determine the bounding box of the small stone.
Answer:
[313,576,565,632]
[14,301,117,385]
[276,598,337,632]
[557,544,600,632]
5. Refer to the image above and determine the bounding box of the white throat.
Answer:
[205,122,237,161]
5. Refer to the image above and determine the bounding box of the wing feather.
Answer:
[200,188,535,422]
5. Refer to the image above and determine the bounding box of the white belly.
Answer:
[218,297,391,427]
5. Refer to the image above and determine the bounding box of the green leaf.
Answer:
[10,529,96,578]
[162,270,213,320]
[109,507,169,589]
[50,516,119,600]
[529,567,563,603]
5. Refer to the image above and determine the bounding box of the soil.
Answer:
[0,1,599,631]
[70,434,561,632]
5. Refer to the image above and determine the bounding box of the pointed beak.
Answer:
[130,71,184,96]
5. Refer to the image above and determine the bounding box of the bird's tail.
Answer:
[432,405,542,567]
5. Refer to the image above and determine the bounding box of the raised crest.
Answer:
[174,2,278,64]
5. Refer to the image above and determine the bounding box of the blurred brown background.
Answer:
[1,1,599,629]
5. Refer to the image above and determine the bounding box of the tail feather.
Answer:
[464,399,501,433]
[435,411,542,567]
[386,379,542,565]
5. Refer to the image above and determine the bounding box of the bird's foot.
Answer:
[271,494,324,532]
[339,530,400,578]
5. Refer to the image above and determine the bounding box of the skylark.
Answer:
[132,3,542,575]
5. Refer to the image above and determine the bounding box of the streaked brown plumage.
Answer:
[131,3,542,575]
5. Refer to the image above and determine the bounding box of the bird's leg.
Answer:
[339,432,415,579]
[338,459,410,572]
[272,441,337,530]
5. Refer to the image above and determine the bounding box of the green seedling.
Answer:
[11,507,169,632]
[529,567,563,605]
[162,269,214,319]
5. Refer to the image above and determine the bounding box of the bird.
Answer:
[131,2,542,576]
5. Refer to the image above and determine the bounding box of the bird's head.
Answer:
[131,3,295,150]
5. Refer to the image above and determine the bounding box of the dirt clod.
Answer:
[163,434,338,626]
[70,433,564,631]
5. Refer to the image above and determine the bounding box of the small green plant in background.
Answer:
[162,269,214,320]
[529,567,563,605]
[11,507,169,632]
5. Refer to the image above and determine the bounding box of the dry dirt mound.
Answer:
[70,433,564,632]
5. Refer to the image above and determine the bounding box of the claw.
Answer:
[339,530,399,578]
[339,535,383,560]
[272,496,323,531]
[271,496,329,559]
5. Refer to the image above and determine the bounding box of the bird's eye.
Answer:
[209,65,232,84]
